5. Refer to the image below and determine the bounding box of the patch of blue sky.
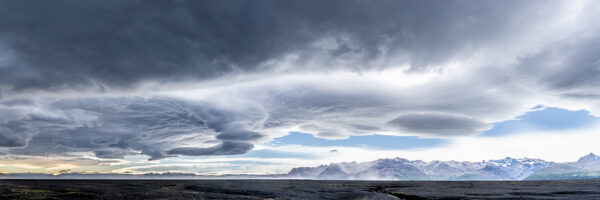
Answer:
[483,106,598,137]
[266,132,446,149]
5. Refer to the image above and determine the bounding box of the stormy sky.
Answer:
[1,0,600,174]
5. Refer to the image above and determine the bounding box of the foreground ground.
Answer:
[1,179,600,199]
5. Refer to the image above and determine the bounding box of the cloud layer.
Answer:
[0,0,599,167]
[388,113,490,136]
[0,0,570,92]
[0,97,264,160]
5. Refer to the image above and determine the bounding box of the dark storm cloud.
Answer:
[216,130,264,141]
[387,113,490,136]
[0,0,539,92]
[517,35,600,95]
[0,121,35,147]
[0,97,266,160]
[167,141,254,156]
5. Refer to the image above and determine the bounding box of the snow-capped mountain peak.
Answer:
[573,152,600,170]
[284,154,596,180]
[577,153,600,163]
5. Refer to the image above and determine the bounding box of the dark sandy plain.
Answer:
[1,179,600,199]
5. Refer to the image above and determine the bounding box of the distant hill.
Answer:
[525,153,600,180]
[2,153,600,180]
[284,153,600,180]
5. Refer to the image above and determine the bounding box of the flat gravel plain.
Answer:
[1,179,600,199]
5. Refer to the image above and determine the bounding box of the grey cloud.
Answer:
[167,141,254,156]
[254,70,527,138]
[350,125,380,131]
[0,0,551,93]
[90,137,120,146]
[0,0,598,163]
[298,123,354,139]
[563,93,600,99]
[0,121,35,147]
[0,136,25,147]
[216,130,264,141]
[508,1,600,103]
[93,148,131,159]
[0,97,265,160]
[387,113,491,136]
[517,36,600,95]
[0,120,64,149]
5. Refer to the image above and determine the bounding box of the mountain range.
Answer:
[285,153,600,180]
[1,153,599,180]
